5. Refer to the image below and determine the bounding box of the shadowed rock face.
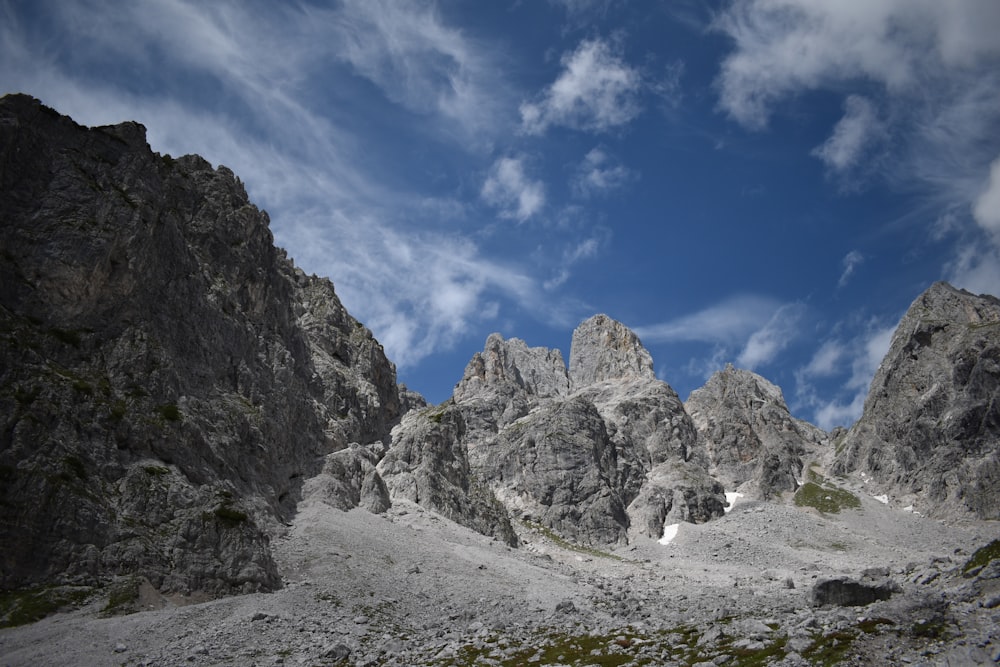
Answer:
[0,95,402,594]
[686,365,826,499]
[833,282,1000,519]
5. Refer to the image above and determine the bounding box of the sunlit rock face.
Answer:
[686,364,826,500]
[833,282,1000,520]
[389,314,726,547]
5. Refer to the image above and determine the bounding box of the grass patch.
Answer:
[963,538,1000,575]
[157,403,181,422]
[101,577,141,616]
[794,482,861,514]
[802,630,856,666]
[143,465,170,476]
[0,586,93,628]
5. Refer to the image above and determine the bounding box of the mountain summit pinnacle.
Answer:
[569,314,656,388]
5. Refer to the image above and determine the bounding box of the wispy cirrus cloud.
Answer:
[736,302,806,370]
[812,95,886,186]
[838,250,865,288]
[714,0,1000,294]
[520,37,642,135]
[635,294,784,345]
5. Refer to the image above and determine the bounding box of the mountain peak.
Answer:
[569,314,655,388]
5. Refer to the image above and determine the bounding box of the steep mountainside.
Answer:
[686,365,827,499]
[833,282,1000,519]
[0,95,402,595]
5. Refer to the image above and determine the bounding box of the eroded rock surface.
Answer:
[686,365,826,499]
[833,282,1000,519]
[0,95,402,594]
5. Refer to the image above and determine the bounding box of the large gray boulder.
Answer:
[832,282,1000,519]
[686,365,826,499]
[0,95,402,594]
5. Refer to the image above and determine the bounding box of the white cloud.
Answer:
[714,0,1000,280]
[281,212,539,369]
[572,148,635,197]
[838,250,864,288]
[805,341,844,378]
[520,38,642,135]
[795,322,897,430]
[812,95,884,174]
[481,157,546,222]
[973,155,1000,236]
[635,295,784,345]
[317,0,508,142]
[945,244,1000,297]
[714,0,1000,130]
[736,302,806,369]
[543,235,605,290]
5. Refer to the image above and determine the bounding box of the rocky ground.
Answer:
[2,466,998,667]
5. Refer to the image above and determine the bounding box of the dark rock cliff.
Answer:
[0,95,402,594]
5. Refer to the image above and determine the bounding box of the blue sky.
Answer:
[3,0,1000,430]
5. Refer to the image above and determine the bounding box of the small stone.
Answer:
[353,615,369,624]
[113,643,127,653]
[252,611,268,621]
[322,643,352,661]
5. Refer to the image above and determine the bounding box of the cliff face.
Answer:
[833,282,1000,519]
[686,365,826,499]
[0,95,401,594]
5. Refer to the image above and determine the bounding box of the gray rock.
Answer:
[686,365,825,499]
[811,576,899,607]
[479,396,628,545]
[568,314,655,388]
[0,95,401,595]
[833,282,1000,520]
[378,406,518,546]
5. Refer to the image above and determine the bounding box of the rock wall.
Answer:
[833,282,1000,519]
[0,95,402,594]
[686,365,826,499]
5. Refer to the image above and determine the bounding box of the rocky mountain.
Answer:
[383,315,727,547]
[0,94,403,595]
[833,282,1000,520]
[5,97,1000,666]
[686,365,826,499]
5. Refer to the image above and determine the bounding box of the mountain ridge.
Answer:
[3,98,999,665]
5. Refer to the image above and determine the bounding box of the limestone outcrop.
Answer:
[833,282,1000,519]
[686,365,826,499]
[387,316,727,546]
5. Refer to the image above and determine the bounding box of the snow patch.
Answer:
[724,492,744,513]
[658,523,680,545]
[873,494,889,504]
